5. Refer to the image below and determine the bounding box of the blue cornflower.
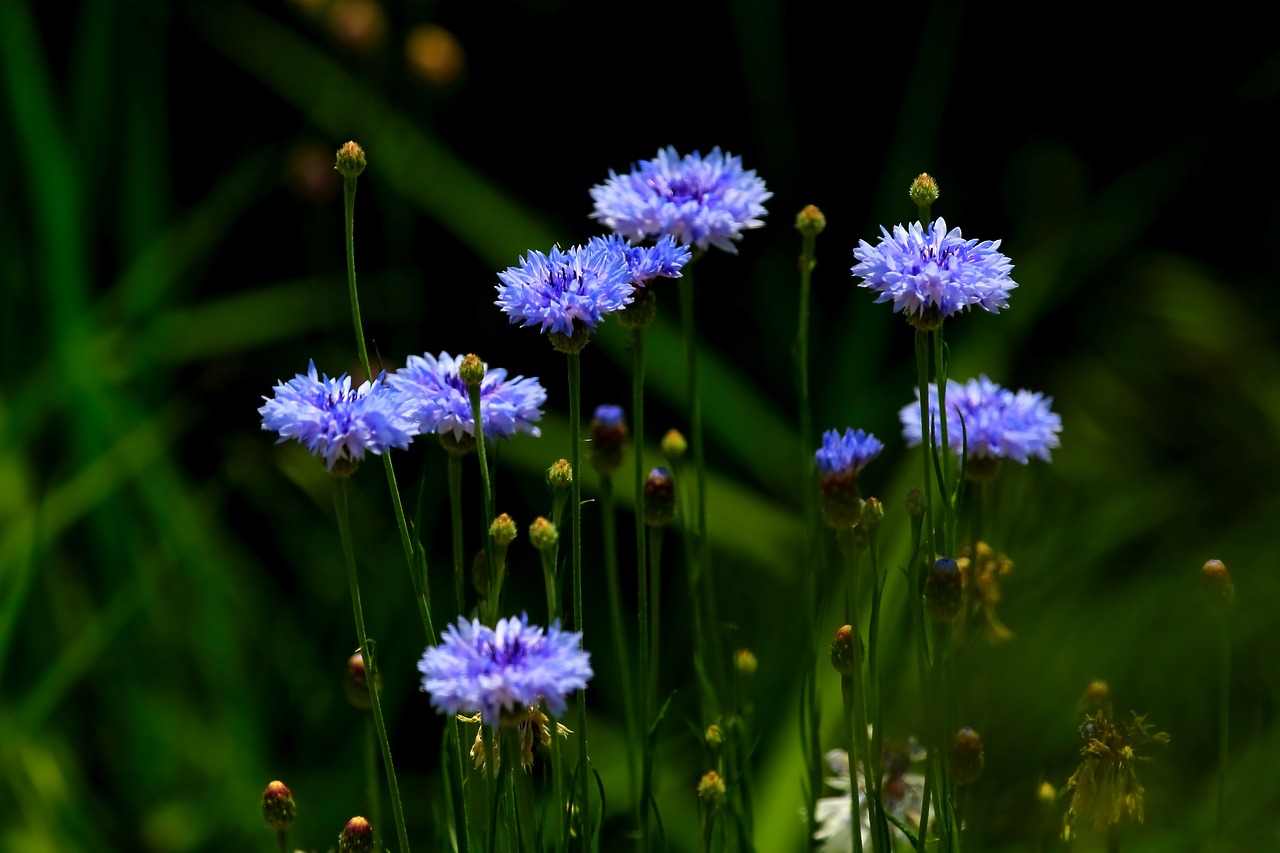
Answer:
[592,404,625,428]
[900,375,1061,465]
[495,239,635,340]
[259,361,418,473]
[388,352,546,444]
[589,146,772,254]
[815,428,884,477]
[852,218,1017,325]
[815,428,883,529]
[598,233,692,287]
[419,614,593,729]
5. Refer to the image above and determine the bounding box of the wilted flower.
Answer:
[259,361,417,474]
[852,217,1016,325]
[590,146,771,254]
[1065,711,1169,837]
[900,375,1061,469]
[389,352,546,444]
[419,614,593,729]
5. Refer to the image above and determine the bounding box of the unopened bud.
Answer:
[344,651,381,711]
[334,141,367,179]
[490,513,517,547]
[618,284,658,330]
[549,324,592,354]
[261,780,296,830]
[547,459,573,490]
[1078,680,1112,715]
[795,204,827,238]
[589,405,628,474]
[949,728,984,785]
[909,173,939,209]
[905,487,926,519]
[529,517,559,553]
[860,496,884,528]
[925,558,963,622]
[830,624,861,677]
[459,353,485,387]
[338,815,373,853]
[698,770,726,805]
[661,429,688,460]
[1201,558,1235,612]
[1038,780,1057,805]
[705,723,723,748]
[644,467,676,527]
[734,649,757,677]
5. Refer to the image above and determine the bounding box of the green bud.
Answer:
[529,517,559,553]
[661,428,687,460]
[547,459,573,490]
[459,353,485,387]
[909,172,939,209]
[925,558,963,622]
[618,284,658,330]
[698,770,726,805]
[335,141,367,179]
[643,467,676,527]
[490,513,517,546]
[734,648,757,677]
[860,496,884,528]
[949,727,984,785]
[338,816,373,853]
[549,324,592,354]
[795,204,827,237]
[261,780,296,830]
[1201,558,1235,612]
[829,624,861,677]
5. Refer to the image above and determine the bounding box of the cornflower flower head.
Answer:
[589,146,772,254]
[495,239,635,349]
[815,428,884,529]
[258,360,417,475]
[388,352,546,444]
[419,614,593,729]
[900,375,1061,474]
[852,217,1016,328]
[597,233,692,287]
[813,744,925,853]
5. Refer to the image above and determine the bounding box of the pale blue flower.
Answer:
[900,375,1061,463]
[495,239,634,336]
[852,218,1016,320]
[389,352,546,443]
[259,361,417,472]
[419,614,593,728]
[597,233,692,286]
[590,147,771,254]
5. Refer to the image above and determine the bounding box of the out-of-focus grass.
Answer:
[2,0,1278,851]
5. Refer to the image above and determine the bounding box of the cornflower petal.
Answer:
[495,240,635,336]
[900,375,1061,463]
[388,352,546,442]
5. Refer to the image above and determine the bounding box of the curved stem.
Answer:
[336,481,411,853]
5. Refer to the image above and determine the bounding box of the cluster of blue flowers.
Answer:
[260,356,548,469]
[900,375,1062,464]
[418,614,593,728]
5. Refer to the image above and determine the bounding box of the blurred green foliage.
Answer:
[2,1,1279,850]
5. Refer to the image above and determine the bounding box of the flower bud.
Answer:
[344,651,381,711]
[549,324,592,354]
[338,815,373,853]
[1078,679,1112,716]
[459,353,485,387]
[1201,558,1235,612]
[829,624,861,677]
[589,405,628,474]
[261,780,296,830]
[547,459,573,490]
[529,517,559,553]
[490,513,517,547]
[661,428,688,460]
[644,467,676,527]
[905,487,926,519]
[705,723,723,748]
[618,284,658,330]
[925,558,963,622]
[734,648,757,677]
[909,172,939,209]
[860,496,884,528]
[795,204,827,238]
[698,769,726,805]
[334,141,367,179]
[949,727,984,785]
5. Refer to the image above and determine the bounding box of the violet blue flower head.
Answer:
[388,352,546,443]
[589,147,772,254]
[258,361,418,473]
[851,218,1017,325]
[495,239,635,338]
[592,404,625,428]
[900,375,1061,465]
[419,614,593,728]
[598,233,692,287]
[815,428,884,477]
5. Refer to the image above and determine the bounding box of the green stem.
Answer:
[1107,823,1121,853]
[1217,614,1230,842]
[366,716,383,851]
[335,482,411,853]
[599,476,638,810]
[839,530,869,853]
[648,526,664,722]
[932,326,955,557]
[866,527,891,850]
[630,325,650,846]
[539,546,559,625]
[913,329,939,848]
[341,174,371,380]
[274,828,288,853]
[449,454,467,616]
[637,491,653,848]
[567,351,591,849]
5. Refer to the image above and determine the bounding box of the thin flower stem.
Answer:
[647,525,664,722]
[914,330,937,568]
[274,828,288,853]
[366,716,383,851]
[913,329,939,848]
[448,454,467,616]
[636,496,653,847]
[1107,824,1122,853]
[450,718,472,853]
[342,175,372,381]
[932,327,956,557]
[335,481,411,853]
[566,351,591,849]
[795,218,823,846]
[866,527,891,850]
[598,476,638,809]
[1217,613,1229,842]
[630,325,650,844]
[839,530,871,853]
[539,546,559,625]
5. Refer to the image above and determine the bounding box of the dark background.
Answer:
[3,0,1279,850]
